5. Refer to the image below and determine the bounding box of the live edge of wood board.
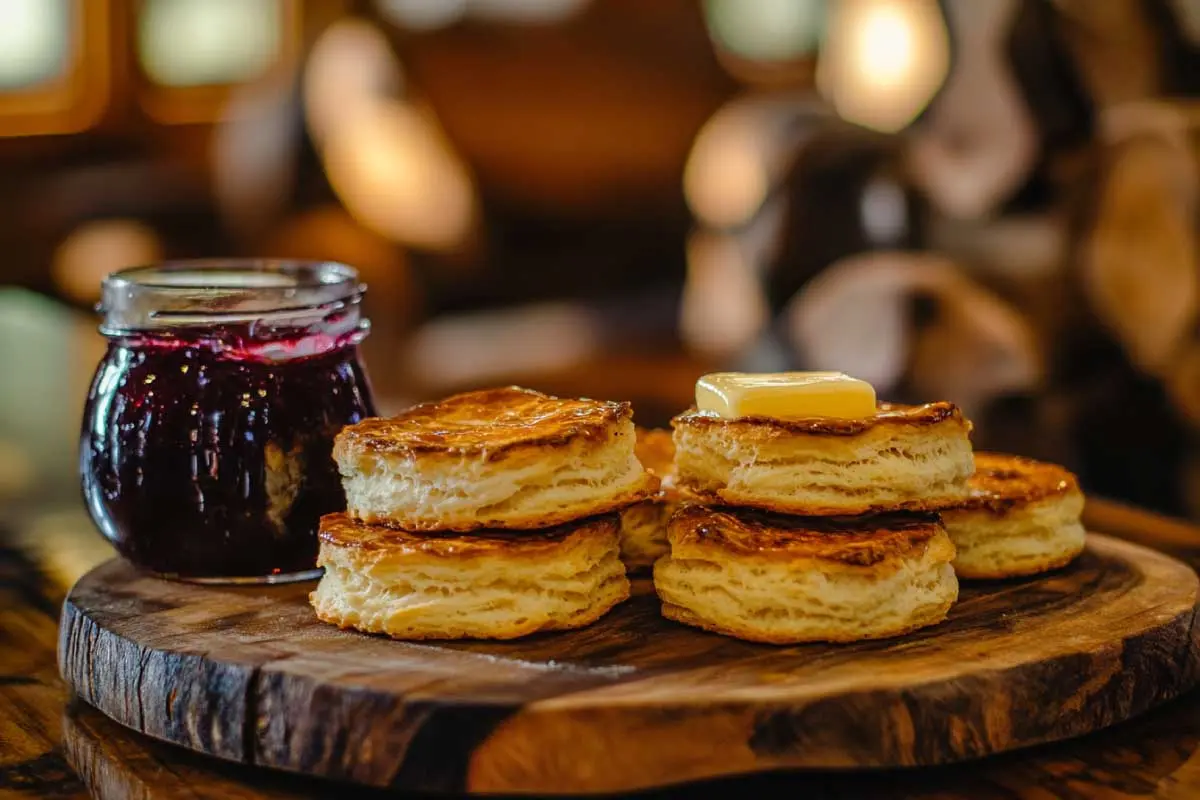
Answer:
[58,532,1200,795]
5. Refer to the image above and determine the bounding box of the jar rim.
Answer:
[99,259,365,334]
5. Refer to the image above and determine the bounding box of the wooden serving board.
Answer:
[58,533,1200,795]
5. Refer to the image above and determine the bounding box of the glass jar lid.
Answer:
[99,260,365,336]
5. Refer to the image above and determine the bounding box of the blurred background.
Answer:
[1,0,1199,577]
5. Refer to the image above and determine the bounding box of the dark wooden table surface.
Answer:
[5,291,1200,797]
[3,498,1200,799]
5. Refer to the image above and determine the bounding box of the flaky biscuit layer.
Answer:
[672,402,974,516]
[311,513,629,640]
[943,453,1085,579]
[335,387,655,531]
[653,506,958,643]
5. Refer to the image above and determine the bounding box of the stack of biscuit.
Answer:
[310,386,656,640]
[655,372,975,643]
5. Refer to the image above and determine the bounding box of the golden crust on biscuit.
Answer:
[336,386,630,457]
[312,512,630,640]
[958,452,1080,513]
[943,453,1085,579]
[671,402,974,516]
[667,505,952,570]
[672,400,964,437]
[654,506,958,644]
[334,386,657,532]
[318,511,613,558]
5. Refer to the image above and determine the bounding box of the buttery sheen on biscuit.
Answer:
[654,506,958,643]
[671,402,973,516]
[311,512,629,640]
[942,452,1085,579]
[334,387,656,532]
[618,428,678,571]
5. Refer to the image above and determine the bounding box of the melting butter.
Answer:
[695,371,876,420]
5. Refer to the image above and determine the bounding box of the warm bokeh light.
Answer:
[322,101,477,252]
[306,18,476,252]
[857,3,915,88]
[0,0,70,90]
[684,102,772,229]
[304,18,403,147]
[52,219,163,305]
[703,0,822,63]
[816,0,949,133]
[684,97,825,230]
[138,0,281,87]
[680,230,768,359]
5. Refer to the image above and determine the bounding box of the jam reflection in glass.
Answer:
[80,262,376,582]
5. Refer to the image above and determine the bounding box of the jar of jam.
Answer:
[80,261,376,583]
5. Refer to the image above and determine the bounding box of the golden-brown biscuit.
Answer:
[311,512,629,640]
[334,386,657,532]
[618,428,679,571]
[671,402,974,516]
[942,452,1085,579]
[654,505,958,643]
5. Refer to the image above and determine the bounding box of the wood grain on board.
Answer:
[58,532,1200,795]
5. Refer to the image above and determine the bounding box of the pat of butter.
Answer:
[695,372,876,420]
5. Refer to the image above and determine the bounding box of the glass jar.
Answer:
[80,261,376,583]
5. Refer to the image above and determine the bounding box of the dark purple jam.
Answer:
[80,329,374,580]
